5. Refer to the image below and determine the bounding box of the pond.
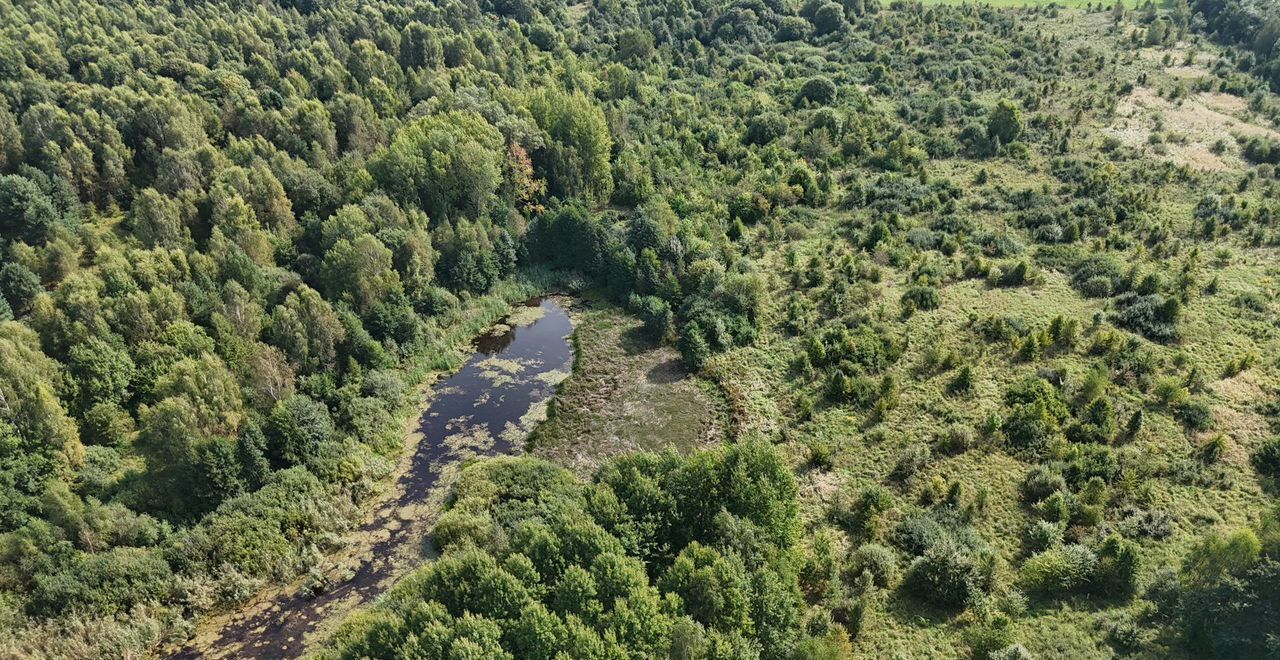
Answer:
[173,297,574,659]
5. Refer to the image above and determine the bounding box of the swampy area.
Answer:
[176,297,574,658]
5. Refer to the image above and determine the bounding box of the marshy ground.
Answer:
[175,298,574,659]
[531,296,731,474]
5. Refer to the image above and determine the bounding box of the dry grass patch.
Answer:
[1104,86,1280,170]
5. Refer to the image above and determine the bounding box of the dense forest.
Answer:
[0,0,1279,656]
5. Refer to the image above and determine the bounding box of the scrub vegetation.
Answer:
[0,0,1279,656]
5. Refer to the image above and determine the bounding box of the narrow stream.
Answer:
[173,297,574,659]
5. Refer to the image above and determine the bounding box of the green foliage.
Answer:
[948,364,975,395]
[1253,437,1280,481]
[329,446,810,659]
[1002,378,1068,452]
[679,322,712,371]
[729,190,771,226]
[0,262,41,316]
[893,508,995,611]
[1175,507,1280,658]
[661,542,753,631]
[1020,544,1098,595]
[987,100,1025,147]
[66,337,135,414]
[795,77,838,107]
[30,547,174,617]
[371,112,504,221]
[0,174,59,244]
[833,485,895,538]
[1182,529,1263,586]
[1066,397,1117,444]
[265,394,334,468]
[525,88,614,205]
[902,543,992,610]
[1180,559,1280,658]
[812,2,848,36]
[848,543,898,587]
[630,294,674,340]
[965,616,1016,660]
[1112,292,1182,343]
[744,113,788,146]
[901,284,941,312]
[0,0,1275,654]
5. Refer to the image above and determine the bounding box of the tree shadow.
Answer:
[647,358,688,385]
[621,325,660,356]
[883,588,961,628]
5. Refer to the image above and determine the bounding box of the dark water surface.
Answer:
[172,297,573,659]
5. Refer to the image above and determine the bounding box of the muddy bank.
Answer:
[171,297,574,659]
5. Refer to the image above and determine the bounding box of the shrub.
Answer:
[989,645,1034,660]
[948,365,974,394]
[827,369,878,407]
[806,437,835,470]
[775,16,811,41]
[1179,559,1280,658]
[1079,275,1113,298]
[848,544,898,588]
[936,424,975,455]
[988,260,1038,287]
[1098,613,1145,655]
[833,486,894,538]
[890,443,931,481]
[811,2,847,36]
[1251,437,1280,481]
[1066,397,1117,444]
[893,509,987,558]
[901,284,941,312]
[29,547,175,617]
[1200,433,1229,464]
[1003,399,1062,452]
[1152,376,1189,408]
[1176,399,1214,431]
[629,294,674,341]
[1022,465,1067,503]
[795,77,837,107]
[1020,544,1097,595]
[1182,529,1262,585]
[81,402,136,447]
[1093,534,1141,597]
[266,394,335,467]
[987,100,1024,146]
[1027,520,1064,552]
[901,543,990,610]
[1112,291,1181,342]
[0,262,41,316]
[678,322,712,371]
[964,616,1016,660]
[728,190,770,225]
[744,112,787,145]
